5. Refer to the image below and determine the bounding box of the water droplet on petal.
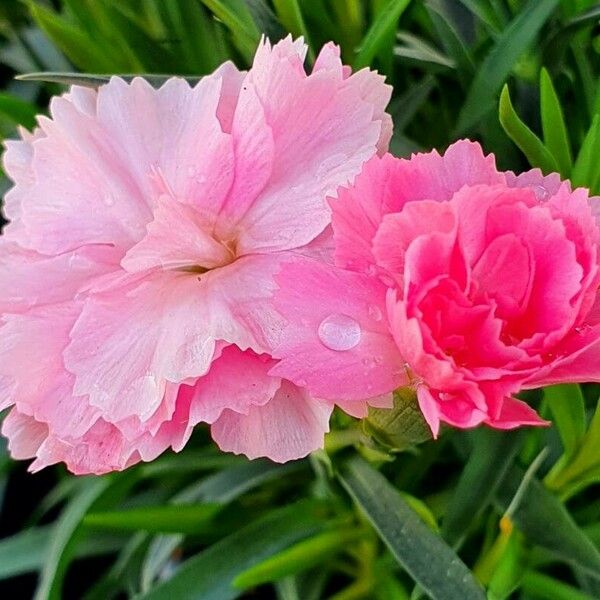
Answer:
[318,313,361,351]
[368,305,383,322]
[103,194,115,207]
[534,185,550,201]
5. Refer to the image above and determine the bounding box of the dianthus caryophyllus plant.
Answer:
[273,141,600,435]
[0,36,392,473]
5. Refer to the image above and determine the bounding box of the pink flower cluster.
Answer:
[1,37,599,473]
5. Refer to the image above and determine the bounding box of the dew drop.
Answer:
[534,185,550,201]
[318,313,361,351]
[103,194,115,207]
[368,304,383,322]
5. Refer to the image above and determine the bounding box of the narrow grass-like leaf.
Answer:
[27,2,115,72]
[272,0,312,54]
[499,84,559,173]
[456,0,503,31]
[16,72,201,88]
[354,0,411,69]
[572,115,600,193]
[546,399,600,494]
[456,0,560,134]
[521,571,598,600]
[544,384,586,460]
[176,458,304,504]
[234,527,362,589]
[426,0,475,82]
[0,92,37,128]
[389,75,435,132]
[443,430,523,548]
[140,500,329,600]
[394,33,455,70]
[0,526,125,580]
[84,503,222,534]
[17,72,110,86]
[496,466,600,579]
[200,0,260,63]
[338,456,486,600]
[540,68,573,175]
[140,460,304,590]
[154,0,229,72]
[34,477,112,600]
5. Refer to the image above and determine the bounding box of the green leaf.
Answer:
[496,466,600,579]
[0,92,37,129]
[544,384,586,460]
[140,460,304,591]
[547,399,600,494]
[394,32,455,71]
[84,503,222,534]
[540,68,573,176]
[389,75,435,132]
[456,0,503,31]
[27,2,115,72]
[442,430,523,548]
[139,500,328,600]
[234,527,361,589]
[154,0,229,73]
[572,115,600,193]
[17,72,110,86]
[16,72,201,88]
[456,0,560,134]
[354,0,412,69]
[486,532,526,600]
[200,0,260,63]
[338,456,486,600]
[177,458,304,504]
[0,526,125,580]
[272,0,312,55]
[521,570,598,600]
[499,84,559,173]
[426,0,475,82]
[34,477,112,600]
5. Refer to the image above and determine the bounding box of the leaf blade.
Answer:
[338,456,486,600]
[139,500,329,600]
[354,0,412,69]
[456,0,560,134]
[499,84,559,173]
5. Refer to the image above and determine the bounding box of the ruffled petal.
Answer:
[211,380,332,462]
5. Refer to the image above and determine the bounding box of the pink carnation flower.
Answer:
[0,36,392,473]
[273,140,600,435]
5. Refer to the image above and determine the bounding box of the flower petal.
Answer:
[211,380,332,462]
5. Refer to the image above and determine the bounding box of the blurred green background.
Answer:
[2,1,600,599]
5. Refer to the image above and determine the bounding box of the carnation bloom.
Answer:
[0,37,392,473]
[273,140,600,435]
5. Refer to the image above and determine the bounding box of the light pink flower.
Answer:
[0,37,392,473]
[273,140,600,435]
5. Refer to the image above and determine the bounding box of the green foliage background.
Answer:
[1,1,600,599]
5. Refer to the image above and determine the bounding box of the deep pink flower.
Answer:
[0,37,392,473]
[273,141,600,435]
